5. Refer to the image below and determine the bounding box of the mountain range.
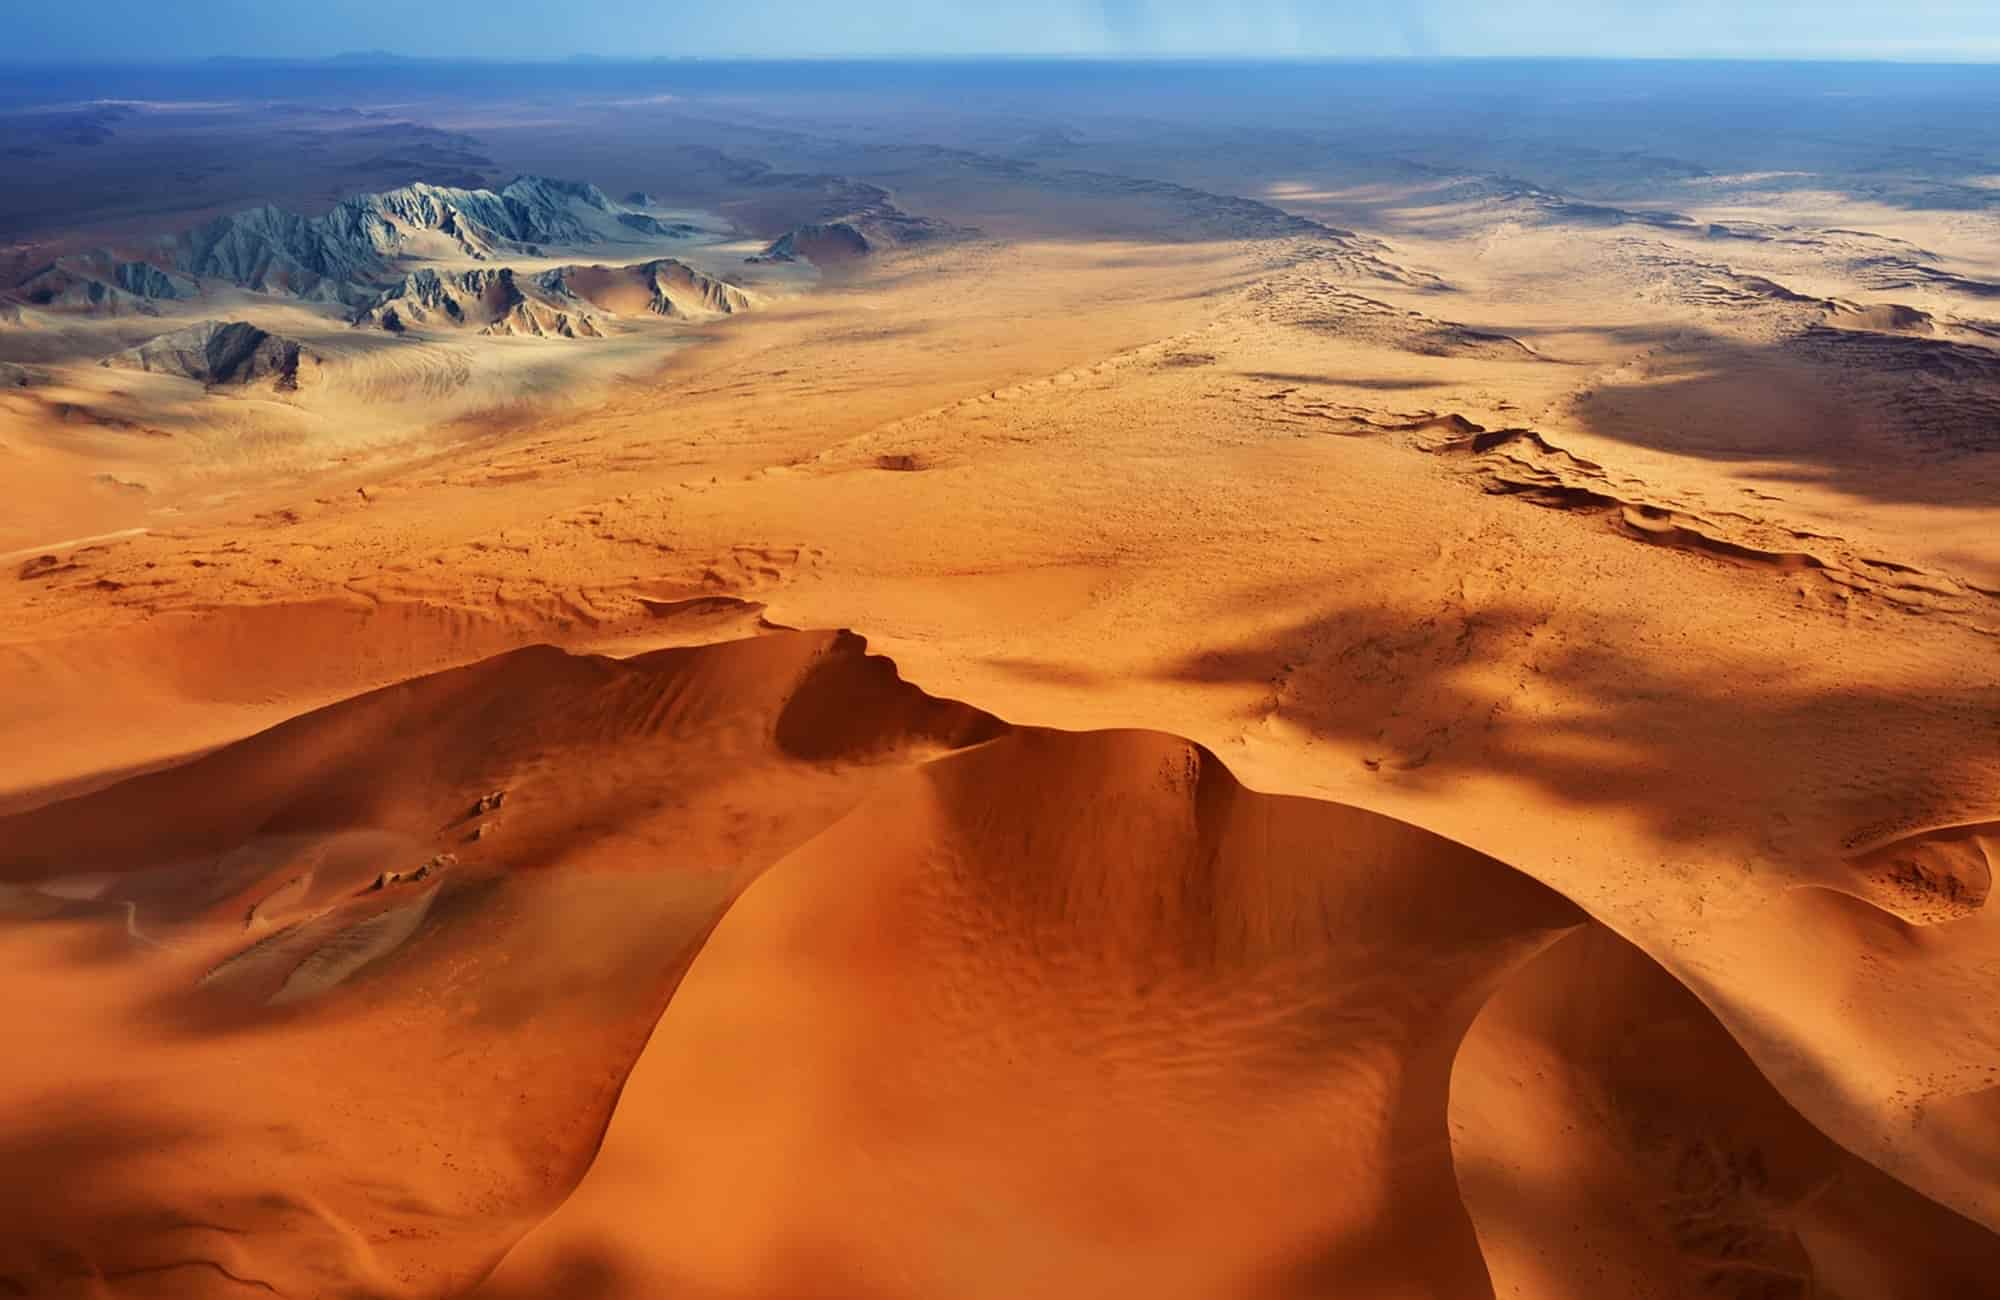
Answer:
[2,176,705,317]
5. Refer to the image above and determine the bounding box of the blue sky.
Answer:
[7,0,1997,61]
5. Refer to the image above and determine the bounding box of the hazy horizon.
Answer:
[10,52,2000,67]
[7,1,1999,63]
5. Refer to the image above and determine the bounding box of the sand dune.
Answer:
[475,718,1585,1300]
[1455,924,1997,1299]
[6,632,1992,1297]
[0,632,999,1298]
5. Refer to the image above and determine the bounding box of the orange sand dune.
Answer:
[476,721,1585,1300]
[1455,925,1995,1299]
[5,634,1990,1297]
[0,632,994,1298]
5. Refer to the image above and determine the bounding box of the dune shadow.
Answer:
[0,1095,263,1297]
[1561,323,2000,509]
[1154,584,1999,871]
[469,1245,631,1300]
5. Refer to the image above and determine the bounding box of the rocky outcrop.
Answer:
[537,258,753,318]
[652,145,956,267]
[617,212,700,238]
[110,260,198,300]
[362,175,613,250]
[101,320,318,388]
[753,221,873,265]
[146,175,668,307]
[166,176,625,303]
[353,267,602,338]
[169,202,393,302]
[355,256,752,335]
[7,174,743,346]
[354,267,509,327]
[751,205,953,266]
[5,256,197,315]
[631,259,751,315]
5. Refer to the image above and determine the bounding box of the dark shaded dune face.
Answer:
[479,726,1586,1300]
[763,630,1005,760]
[1452,924,2000,1299]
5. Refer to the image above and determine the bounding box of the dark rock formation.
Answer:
[164,176,643,304]
[753,221,873,265]
[353,267,603,338]
[617,212,699,238]
[537,258,752,318]
[101,320,317,389]
[5,256,197,315]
